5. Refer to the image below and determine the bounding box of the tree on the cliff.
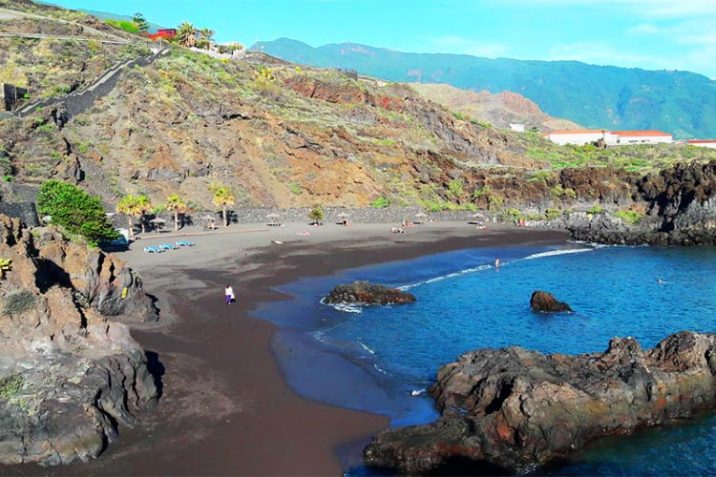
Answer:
[210,183,235,227]
[166,194,188,231]
[308,205,324,225]
[37,180,118,246]
[132,13,149,33]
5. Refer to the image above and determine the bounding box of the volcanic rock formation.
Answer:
[530,291,572,313]
[0,215,158,465]
[364,331,716,474]
[325,281,416,306]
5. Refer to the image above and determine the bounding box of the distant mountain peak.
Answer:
[251,38,716,139]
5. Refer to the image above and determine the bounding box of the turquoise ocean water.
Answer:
[254,244,716,475]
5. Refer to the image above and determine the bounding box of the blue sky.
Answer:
[50,0,716,78]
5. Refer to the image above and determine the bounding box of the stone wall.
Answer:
[111,207,486,229]
[1,83,29,111]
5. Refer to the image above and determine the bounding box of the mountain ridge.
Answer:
[251,38,716,139]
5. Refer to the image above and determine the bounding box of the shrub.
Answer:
[587,205,605,215]
[447,179,464,198]
[502,208,523,222]
[2,290,35,316]
[550,185,577,200]
[308,205,324,224]
[36,180,118,245]
[0,375,23,401]
[544,208,562,220]
[615,209,643,225]
[105,19,140,34]
[289,182,302,195]
[371,197,390,209]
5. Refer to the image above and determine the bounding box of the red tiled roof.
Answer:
[549,129,605,135]
[612,130,671,137]
[688,139,716,144]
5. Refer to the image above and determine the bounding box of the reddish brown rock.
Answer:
[530,290,572,313]
[325,281,416,306]
[364,331,716,474]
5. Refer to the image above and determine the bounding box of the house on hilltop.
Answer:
[611,130,672,145]
[546,129,613,146]
[687,140,716,150]
[546,129,672,146]
[147,28,176,41]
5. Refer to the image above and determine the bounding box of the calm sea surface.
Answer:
[254,244,716,476]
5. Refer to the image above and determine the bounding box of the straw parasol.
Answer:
[149,217,166,224]
[415,212,427,218]
[337,212,350,218]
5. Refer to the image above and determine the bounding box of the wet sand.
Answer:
[5,223,568,476]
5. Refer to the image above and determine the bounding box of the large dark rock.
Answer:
[325,281,416,306]
[0,215,158,465]
[530,290,572,313]
[363,331,716,475]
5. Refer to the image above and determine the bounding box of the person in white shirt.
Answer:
[224,285,235,305]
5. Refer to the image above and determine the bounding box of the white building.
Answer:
[546,129,613,146]
[687,140,716,150]
[611,130,672,145]
[546,129,672,146]
[509,123,525,133]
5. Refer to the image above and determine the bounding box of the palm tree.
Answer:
[210,183,235,227]
[199,28,215,42]
[116,195,142,239]
[166,194,188,231]
[136,195,152,233]
[176,21,196,47]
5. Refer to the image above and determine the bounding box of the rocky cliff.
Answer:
[0,214,157,465]
[364,331,716,474]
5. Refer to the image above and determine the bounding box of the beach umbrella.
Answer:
[337,212,350,218]
[266,213,280,218]
[415,212,427,218]
[149,217,166,224]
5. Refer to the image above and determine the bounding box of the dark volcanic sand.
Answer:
[1,227,568,476]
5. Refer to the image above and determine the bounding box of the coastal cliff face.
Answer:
[364,331,716,475]
[0,215,158,465]
[567,161,716,245]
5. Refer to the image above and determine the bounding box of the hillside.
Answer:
[251,38,716,140]
[2,2,716,220]
[410,83,580,132]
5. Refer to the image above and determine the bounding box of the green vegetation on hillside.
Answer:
[36,180,118,245]
[253,38,716,139]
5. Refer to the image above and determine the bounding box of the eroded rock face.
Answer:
[530,291,572,313]
[0,215,158,465]
[325,281,416,306]
[364,331,716,475]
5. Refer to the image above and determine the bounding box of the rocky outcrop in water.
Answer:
[364,331,716,475]
[0,215,158,465]
[325,281,416,306]
[530,291,572,313]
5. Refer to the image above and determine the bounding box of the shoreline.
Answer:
[2,223,569,476]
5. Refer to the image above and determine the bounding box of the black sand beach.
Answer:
[2,224,568,476]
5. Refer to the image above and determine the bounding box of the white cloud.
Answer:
[428,35,510,58]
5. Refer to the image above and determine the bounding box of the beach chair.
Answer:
[176,240,195,247]
[158,243,177,251]
[143,245,162,253]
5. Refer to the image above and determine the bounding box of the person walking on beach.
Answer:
[224,284,235,305]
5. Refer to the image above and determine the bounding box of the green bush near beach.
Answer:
[36,180,118,245]
[371,197,390,208]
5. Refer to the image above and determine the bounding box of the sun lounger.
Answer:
[175,240,195,247]
[143,245,162,253]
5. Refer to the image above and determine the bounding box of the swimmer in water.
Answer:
[495,258,501,268]
[657,278,666,285]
